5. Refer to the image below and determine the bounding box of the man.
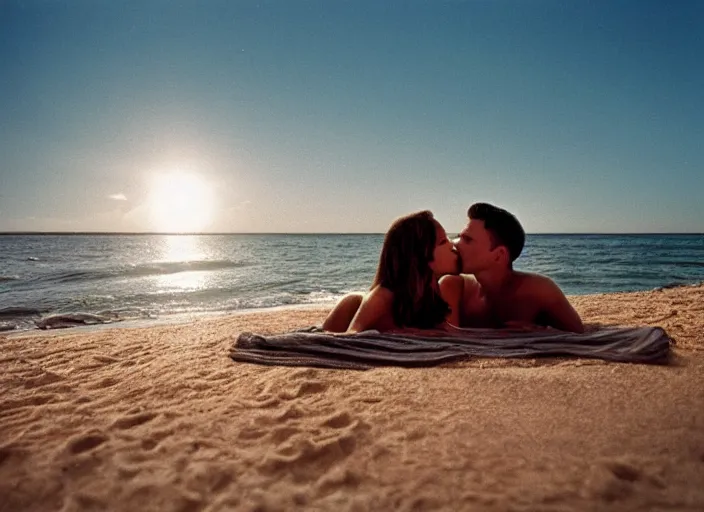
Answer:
[440,203,584,333]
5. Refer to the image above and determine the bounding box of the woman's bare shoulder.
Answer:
[439,274,464,300]
[368,284,394,301]
[347,284,396,333]
[461,275,483,295]
[440,274,482,296]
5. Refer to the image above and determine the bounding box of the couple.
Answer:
[323,203,584,334]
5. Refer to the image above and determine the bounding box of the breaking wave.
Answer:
[41,260,251,284]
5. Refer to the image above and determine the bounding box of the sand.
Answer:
[2,284,704,512]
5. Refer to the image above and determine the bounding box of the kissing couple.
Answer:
[323,203,584,334]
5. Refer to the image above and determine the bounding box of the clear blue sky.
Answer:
[1,0,702,233]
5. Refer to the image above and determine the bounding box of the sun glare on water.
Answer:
[148,171,215,233]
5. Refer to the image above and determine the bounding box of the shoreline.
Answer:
[3,302,337,339]
[4,280,703,338]
[2,284,704,510]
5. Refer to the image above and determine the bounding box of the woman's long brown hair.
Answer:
[372,210,450,328]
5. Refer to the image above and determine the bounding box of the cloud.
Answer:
[108,193,127,201]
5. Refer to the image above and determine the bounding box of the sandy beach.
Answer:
[2,284,703,512]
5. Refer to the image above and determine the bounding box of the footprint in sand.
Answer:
[117,465,141,480]
[93,355,121,364]
[245,398,305,446]
[237,424,269,441]
[276,368,331,400]
[606,461,641,482]
[289,368,322,380]
[67,432,108,454]
[315,466,361,494]
[606,459,666,488]
[111,412,158,430]
[202,369,233,382]
[180,460,236,494]
[242,404,306,438]
[0,443,26,466]
[321,411,353,429]
[241,396,280,409]
[23,370,64,389]
[278,380,329,400]
[270,426,301,444]
[138,428,177,451]
[273,404,306,422]
[71,493,107,510]
[260,430,358,476]
[321,410,371,437]
[242,382,281,409]
[0,446,10,466]
[585,459,666,502]
[257,408,369,483]
[88,377,121,390]
[256,410,357,454]
[4,394,56,409]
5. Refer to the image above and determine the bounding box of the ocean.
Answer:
[1,233,703,332]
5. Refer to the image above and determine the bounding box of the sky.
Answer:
[1,0,702,234]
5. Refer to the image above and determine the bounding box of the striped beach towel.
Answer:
[229,326,672,370]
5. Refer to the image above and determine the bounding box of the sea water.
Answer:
[1,233,702,331]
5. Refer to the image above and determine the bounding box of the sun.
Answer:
[148,171,215,233]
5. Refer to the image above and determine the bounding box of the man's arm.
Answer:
[535,276,584,333]
[439,275,464,327]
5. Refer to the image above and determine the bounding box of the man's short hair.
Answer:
[468,203,525,263]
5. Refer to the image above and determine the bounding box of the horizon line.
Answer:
[0,231,703,236]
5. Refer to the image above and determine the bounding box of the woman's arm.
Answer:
[347,285,394,333]
[322,293,364,332]
[439,275,464,327]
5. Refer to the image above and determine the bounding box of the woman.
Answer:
[323,210,459,333]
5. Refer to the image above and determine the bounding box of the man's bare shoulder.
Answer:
[513,271,564,299]
[514,271,553,285]
[512,272,583,332]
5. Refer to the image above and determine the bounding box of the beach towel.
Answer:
[229,326,672,370]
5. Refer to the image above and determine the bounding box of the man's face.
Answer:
[455,219,497,273]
